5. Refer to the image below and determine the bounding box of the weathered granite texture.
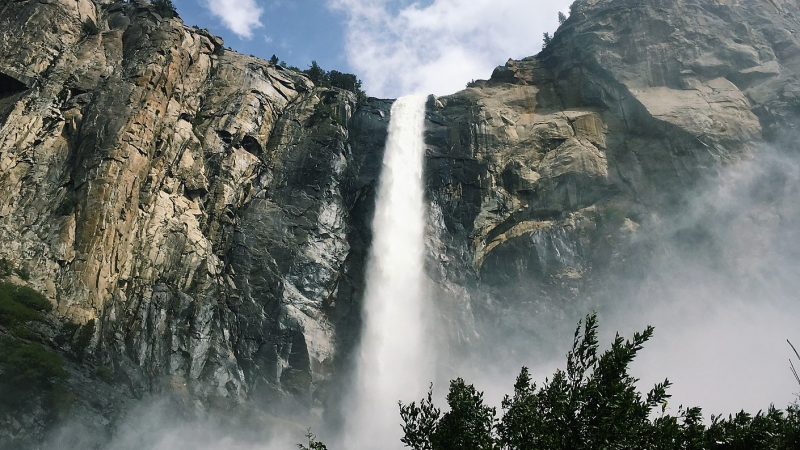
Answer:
[0,0,390,445]
[423,0,800,358]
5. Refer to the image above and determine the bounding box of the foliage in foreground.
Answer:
[298,429,328,450]
[399,312,800,449]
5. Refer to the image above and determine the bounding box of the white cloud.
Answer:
[205,0,264,39]
[329,0,574,98]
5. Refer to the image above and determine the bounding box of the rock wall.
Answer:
[422,0,800,360]
[0,0,391,442]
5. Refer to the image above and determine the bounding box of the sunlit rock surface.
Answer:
[0,0,386,444]
[423,0,800,361]
[1,0,799,446]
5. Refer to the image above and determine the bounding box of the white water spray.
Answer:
[344,95,431,448]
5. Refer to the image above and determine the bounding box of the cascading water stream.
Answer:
[343,95,432,448]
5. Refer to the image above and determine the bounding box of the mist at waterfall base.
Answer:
[427,146,800,424]
[616,148,800,416]
[43,398,306,449]
[40,123,800,450]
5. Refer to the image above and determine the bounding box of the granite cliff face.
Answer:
[423,0,800,359]
[0,0,387,442]
[1,0,799,445]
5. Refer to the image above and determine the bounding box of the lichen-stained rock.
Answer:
[0,0,377,443]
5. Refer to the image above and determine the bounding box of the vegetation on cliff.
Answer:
[152,0,177,19]
[303,60,368,103]
[0,282,69,412]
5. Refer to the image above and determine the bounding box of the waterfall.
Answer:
[344,95,431,448]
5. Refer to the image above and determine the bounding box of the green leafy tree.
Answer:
[542,32,553,47]
[270,54,280,65]
[74,319,96,360]
[328,70,359,92]
[400,379,496,450]
[301,61,368,103]
[705,407,800,449]
[401,313,672,449]
[152,0,177,19]
[398,313,800,450]
[0,281,52,326]
[496,312,670,449]
[400,385,441,450]
[435,379,496,450]
[305,61,329,86]
[0,338,68,393]
[0,283,68,408]
[306,313,799,450]
[558,12,568,25]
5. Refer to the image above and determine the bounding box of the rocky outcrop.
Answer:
[0,0,389,444]
[422,0,800,358]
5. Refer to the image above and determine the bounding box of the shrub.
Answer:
[309,101,342,127]
[569,1,578,14]
[0,336,69,406]
[8,283,52,312]
[45,383,75,415]
[0,282,51,325]
[55,321,81,348]
[14,266,30,281]
[57,191,80,215]
[0,258,12,277]
[602,203,628,228]
[0,338,68,388]
[95,365,114,383]
[0,283,70,411]
[152,0,177,19]
[0,292,42,325]
[0,258,33,281]
[74,319,95,359]
[542,32,553,48]
[302,61,368,104]
[82,19,99,36]
[328,70,363,98]
[191,110,205,129]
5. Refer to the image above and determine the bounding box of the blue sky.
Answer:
[174,0,350,71]
[172,0,574,98]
